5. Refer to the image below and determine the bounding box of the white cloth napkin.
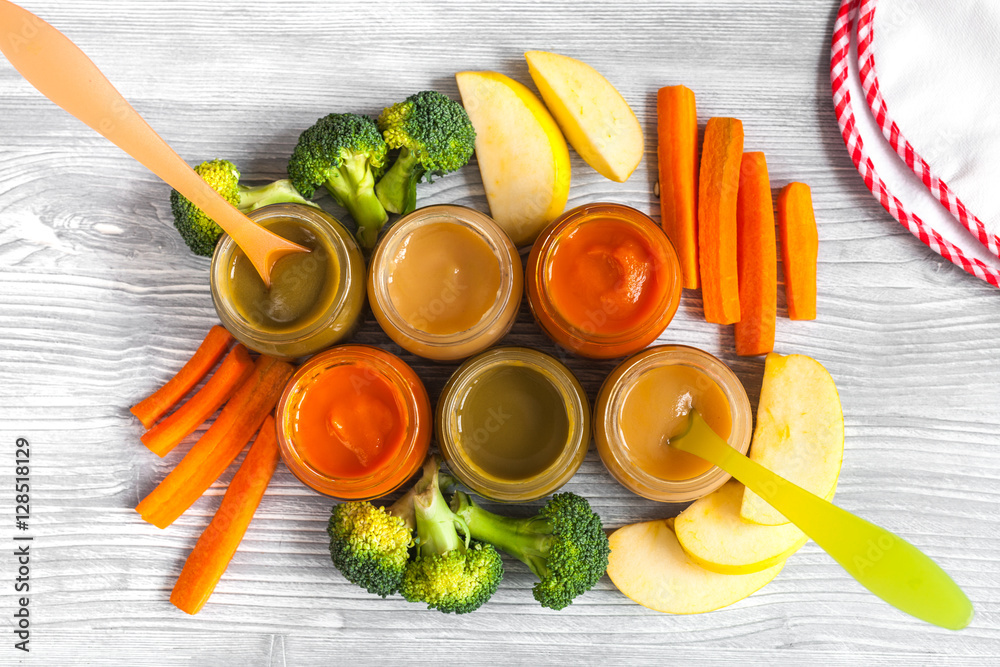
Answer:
[838,0,1000,278]
[872,0,1000,238]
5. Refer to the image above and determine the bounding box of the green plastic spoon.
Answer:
[669,409,973,630]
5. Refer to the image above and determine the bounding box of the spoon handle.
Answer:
[0,0,304,284]
[673,411,973,630]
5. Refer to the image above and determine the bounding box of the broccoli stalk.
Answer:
[288,113,389,250]
[399,457,503,614]
[237,178,317,213]
[375,91,476,215]
[450,491,610,610]
[321,151,386,249]
[170,158,317,257]
[373,149,422,216]
[412,475,466,556]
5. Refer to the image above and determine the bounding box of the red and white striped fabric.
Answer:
[831,0,1000,287]
[857,0,1000,259]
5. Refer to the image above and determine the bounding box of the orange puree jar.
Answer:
[594,345,752,503]
[368,205,522,361]
[276,345,431,499]
[526,203,682,359]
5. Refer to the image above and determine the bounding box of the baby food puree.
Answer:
[457,363,569,481]
[294,362,406,478]
[385,221,500,335]
[619,364,732,481]
[277,345,431,499]
[211,204,366,359]
[226,218,337,330]
[546,219,665,336]
[437,347,590,502]
[595,345,752,503]
[527,203,681,359]
[369,205,521,361]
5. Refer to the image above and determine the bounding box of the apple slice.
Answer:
[674,480,808,575]
[607,518,782,614]
[525,50,643,183]
[740,353,845,526]
[455,71,571,247]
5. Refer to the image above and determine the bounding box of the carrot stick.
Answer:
[130,325,234,429]
[657,85,699,289]
[698,117,744,324]
[136,355,294,530]
[734,152,777,356]
[170,415,280,615]
[777,182,819,320]
[141,344,255,458]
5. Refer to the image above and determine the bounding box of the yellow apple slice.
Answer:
[740,353,845,526]
[455,71,570,247]
[524,50,643,183]
[675,480,808,575]
[607,518,782,614]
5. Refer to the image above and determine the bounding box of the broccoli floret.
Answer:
[399,457,503,614]
[374,91,476,215]
[327,489,418,598]
[451,491,610,610]
[288,113,389,249]
[169,158,317,257]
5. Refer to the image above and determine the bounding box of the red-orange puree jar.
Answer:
[276,345,431,499]
[526,203,682,359]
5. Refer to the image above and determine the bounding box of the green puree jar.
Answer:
[437,347,590,502]
[211,204,366,359]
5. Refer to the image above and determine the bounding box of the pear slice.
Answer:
[455,70,570,247]
[675,480,808,575]
[607,518,782,614]
[740,353,845,526]
[525,50,644,183]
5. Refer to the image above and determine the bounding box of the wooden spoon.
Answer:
[669,409,974,630]
[0,0,307,286]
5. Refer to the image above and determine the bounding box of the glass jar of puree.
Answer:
[437,347,590,502]
[211,203,366,359]
[368,205,522,361]
[594,345,752,503]
[526,203,682,359]
[276,345,432,499]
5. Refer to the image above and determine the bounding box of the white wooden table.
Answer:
[1,0,998,663]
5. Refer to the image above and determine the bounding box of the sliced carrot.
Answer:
[698,117,744,324]
[140,344,255,458]
[734,152,777,356]
[136,355,294,530]
[170,415,280,615]
[657,85,699,289]
[130,325,234,429]
[777,182,818,320]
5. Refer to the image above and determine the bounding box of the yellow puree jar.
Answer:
[211,204,366,359]
[594,345,752,503]
[437,347,590,502]
[368,205,522,361]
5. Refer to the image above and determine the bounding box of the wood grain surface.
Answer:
[1,0,998,664]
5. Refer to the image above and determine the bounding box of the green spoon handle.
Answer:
[672,411,973,630]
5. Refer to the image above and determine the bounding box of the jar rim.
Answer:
[527,202,682,357]
[368,204,520,351]
[276,344,430,499]
[210,203,355,348]
[596,345,752,503]
[436,346,591,502]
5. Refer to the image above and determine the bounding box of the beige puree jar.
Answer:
[367,205,522,361]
